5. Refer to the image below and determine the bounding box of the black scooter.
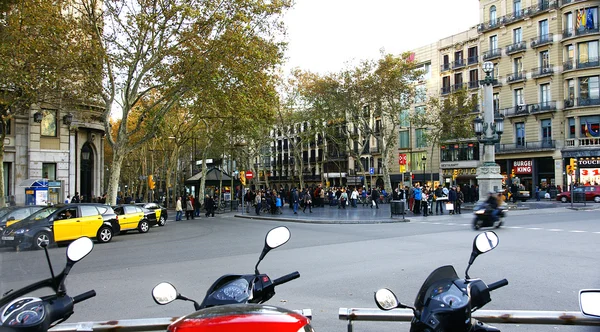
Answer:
[375,231,508,332]
[472,201,506,230]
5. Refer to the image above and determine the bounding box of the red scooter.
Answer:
[151,226,313,332]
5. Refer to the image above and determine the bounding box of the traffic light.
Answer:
[239,171,246,186]
[570,158,578,173]
[566,165,573,175]
[148,174,155,190]
[511,168,516,178]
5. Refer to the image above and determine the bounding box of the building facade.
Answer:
[4,104,105,205]
[478,0,599,191]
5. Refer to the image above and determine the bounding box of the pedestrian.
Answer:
[535,186,541,201]
[434,185,445,214]
[422,189,429,217]
[292,188,299,214]
[194,195,202,216]
[456,186,464,214]
[72,192,80,203]
[185,196,194,220]
[64,195,70,204]
[205,194,215,217]
[175,197,183,221]
[255,192,262,215]
[370,187,379,209]
[448,186,457,215]
[275,194,283,214]
[302,189,313,213]
[351,187,359,208]
[340,189,348,209]
[413,185,422,215]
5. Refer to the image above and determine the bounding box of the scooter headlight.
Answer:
[475,209,485,215]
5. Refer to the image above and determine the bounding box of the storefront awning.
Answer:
[18,178,48,187]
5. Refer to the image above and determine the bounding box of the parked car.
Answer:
[135,202,167,226]
[0,206,45,233]
[113,204,156,233]
[556,186,600,203]
[0,203,120,250]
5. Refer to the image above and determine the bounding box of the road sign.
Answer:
[398,153,407,165]
[369,168,374,175]
[246,170,254,179]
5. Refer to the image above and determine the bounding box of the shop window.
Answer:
[42,163,56,180]
[579,115,600,138]
[440,143,479,162]
[41,109,57,137]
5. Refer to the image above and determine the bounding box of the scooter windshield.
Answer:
[414,265,459,310]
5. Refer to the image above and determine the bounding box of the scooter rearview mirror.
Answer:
[466,231,499,279]
[256,226,291,274]
[152,282,178,305]
[580,289,600,318]
[374,288,399,310]
[67,237,94,264]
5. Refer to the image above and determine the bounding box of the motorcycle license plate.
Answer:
[1,236,14,241]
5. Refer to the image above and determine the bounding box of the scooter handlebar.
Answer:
[73,290,96,304]
[272,271,300,287]
[488,279,508,292]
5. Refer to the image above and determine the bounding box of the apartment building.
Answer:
[478,0,599,191]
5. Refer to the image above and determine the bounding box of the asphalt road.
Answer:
[1,206,599,332]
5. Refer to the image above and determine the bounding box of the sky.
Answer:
[283,0,481,74]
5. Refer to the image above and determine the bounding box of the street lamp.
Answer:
[473,61,504,196]
[421,155,427,186]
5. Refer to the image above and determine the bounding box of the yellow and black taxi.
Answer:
[113,204,157,233]
[135,202,168,226]
[0,203,120,250]
[0,206,45,233]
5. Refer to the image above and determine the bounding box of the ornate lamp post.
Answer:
[474,61,505,198]
[421,155,427,187]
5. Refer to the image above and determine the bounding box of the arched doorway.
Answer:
[80,143,94,202]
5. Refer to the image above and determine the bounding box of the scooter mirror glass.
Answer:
[66,237,94,263]
[152,282,178,305]
[474,231,499,254]
[265,226,291,249]
[374,288,399,310]
[580,290,600,318]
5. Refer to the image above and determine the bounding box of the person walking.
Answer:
[448,186,457,215]
[255,192,262,215]
[456,186,464,214]
[434,185,445,214]
[292,188,299,214]
[370,187,379,209]
[302,189,313,213]
[351,187,359,208]
[340,189,348,209]
[185,196,194,220]
[205,194,215,217]
[422,188,430,217]
[413,185,422,215]
[175,197,183,221]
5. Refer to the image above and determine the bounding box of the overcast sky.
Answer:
[283,0,480,74]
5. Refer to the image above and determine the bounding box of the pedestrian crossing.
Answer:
[413,220,599,234]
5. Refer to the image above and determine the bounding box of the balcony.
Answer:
[530,33,553,48]
[468,55,479,65]
[441,63,451,72]
[493,76,503,87]
[577,57,600,70]
[453,59,466,69]
[502,10,525,25]
[441,86,451,95]
[452,83,465,92]
[506,71,527,83]
[563,25,600,39]
[578,97,600,107]
[563,59,575,71]
[505,41,527,55]
[496,140,555,153]
[527,0,559,15]
[565,137,600,148]
[483,48,502,61]
[500,104,531,117]
[529,101,557,113]
[531,66,554,78]
[468,81,480,89]
[477,19,500,33]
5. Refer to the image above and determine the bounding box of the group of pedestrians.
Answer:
[393,183,470,217]
[175,194,216,221]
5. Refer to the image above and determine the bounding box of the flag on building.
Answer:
[587,8,595,29]
[586,121,600,137]
[407,52,415,62]
[576,9,586,29]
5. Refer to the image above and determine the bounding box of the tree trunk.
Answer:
[0,135,5,208]
[106,152,125,205]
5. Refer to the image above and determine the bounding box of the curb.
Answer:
[234,214,410,224]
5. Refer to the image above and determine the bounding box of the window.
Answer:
[513,0,521,15]
[417,62,431,80]
[469,69,478,84]
[515,122,525,146]
[579,115,600,138]
[468,46,478,64]
[490,35,498,50]
[42,163,56,180]
[490,5,497,24]
[442,76,451,89]
[539,19,549,37]
[493,93,500,112]
[513,57,523,73]
[540,50,549,68]
[565,12,574,37]
[493,62,500,78]
[415,129,427,148]
[579,76,600,100]
[443,54,450,67]
[415,84,427,103]
[567,79,575,101]
[399,131,409,149]
[578,40,599,65]
[566,44,574,61]
[576,7,598,32]
[455,50,463,65]
[454,73,463,88]
[400,110,410,127]
[514,88,524,106]
[540,83,551,106]
[415,105,426,116]
[568,117,575,138]
[541,119,552,144]
[513,28,522,43]
[440,143,480,162]
[80,206,98,217]
[0,119,11,135]
[41,109,57,137]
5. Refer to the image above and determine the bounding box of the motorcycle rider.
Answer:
[486,191,500,221]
